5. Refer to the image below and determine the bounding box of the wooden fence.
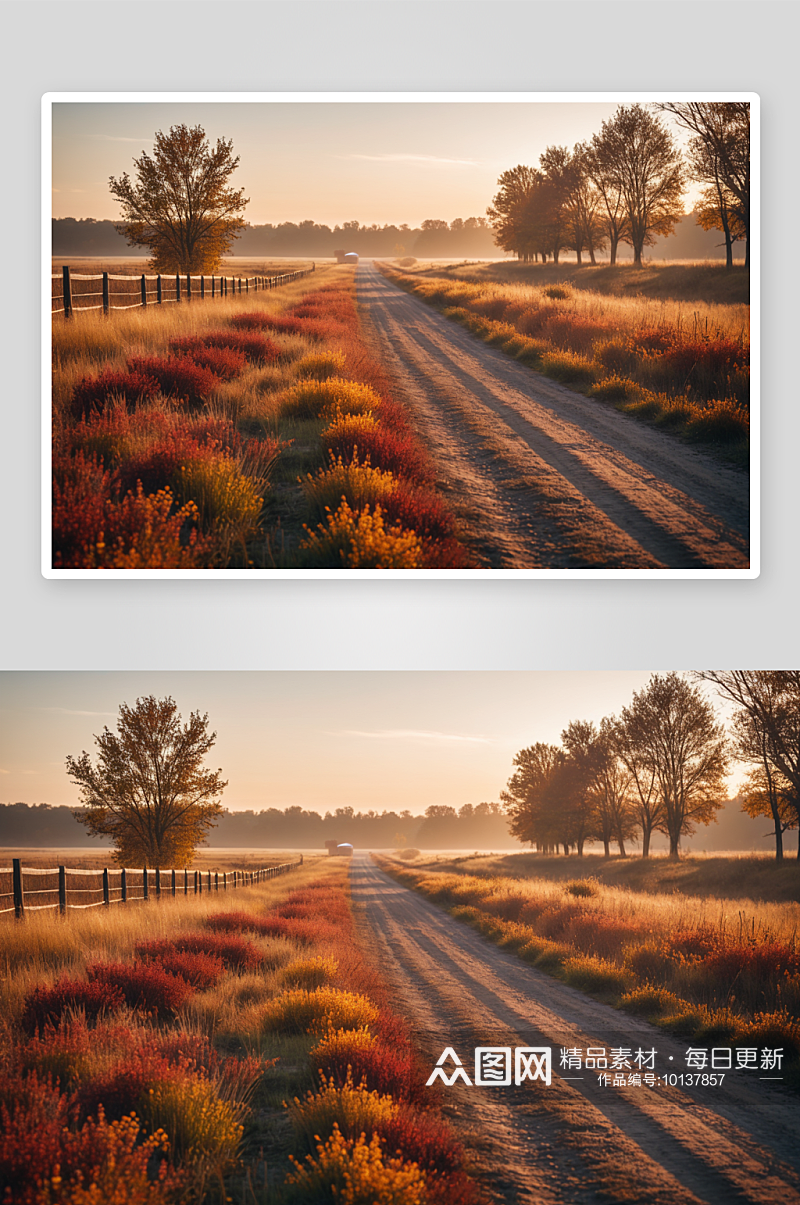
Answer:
[52,264,315,318]
[0,857,302,919]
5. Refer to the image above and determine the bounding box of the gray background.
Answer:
[3,1,795,671]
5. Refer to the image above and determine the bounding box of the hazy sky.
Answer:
[0,672,740,816]
[51,99,699,229]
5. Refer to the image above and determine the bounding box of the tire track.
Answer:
[356,263,750,571]
[351,854,800,1205]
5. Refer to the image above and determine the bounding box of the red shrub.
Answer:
[421,536,476,569]
[630,327,675,353]
[321,424,434,485]
[170,330,280,365]
[21,978,124,1034]
[667,927,720,960]
[376,1102,464,1175]
[135,932,262,971]
[542,313,613,353]
[203,910,273,936]
[257,915,340,946]
[0,1070,181,1204]
[380,482,457,542]
[566,913,642,958]
[172,342,247,379]
[71,369,160,419]
[660,336,748,376]
[311,1036,427,1104]
[127,355,219,406]
[141,949,225,989]
[698,941,800,980]
[74,1049,190,1122]
[86,961,193,1016]
[537,901,584,941]
[52,451,118,564]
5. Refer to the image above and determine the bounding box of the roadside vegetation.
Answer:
[0,858,482,1203]
[425,850,800,905]
[377,855,800,1079]
[52,267,470,570]
[379,259,750,465]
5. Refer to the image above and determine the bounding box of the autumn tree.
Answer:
[591,719,637,856]
[584,141,631,265]
[590,105,686,266]
[694,671,800,859]
[486,164,541,261]
[67,696,227,867]
[499,742,563,851]
[619,674,728,857]
[612,713,662,857]
[657,102,750,269]
[109,124,249,273]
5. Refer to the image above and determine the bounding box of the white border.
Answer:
[42,91,759,580]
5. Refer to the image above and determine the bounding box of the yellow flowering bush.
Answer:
[300,501,424,569]
[260,987,379,1035]
[301,458,396,517]
[174,457,262,535]
[283,1124,427,1205]
[279,377,381,421]
[293,351,347,381]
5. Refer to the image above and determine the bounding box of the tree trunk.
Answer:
[744,236,749,270]
[725,234,733,269]
[641,827,651,858]
[633,240,644,266]
[617,837,627,857]
[589,246,597,266]
[603,838,610,857]
[609,236,618,266]
[576,247,582,266]
[553,249,560,265]
[668,832,680,859]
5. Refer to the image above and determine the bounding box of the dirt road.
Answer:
[351,854,800,1205]
[356,264,750,570]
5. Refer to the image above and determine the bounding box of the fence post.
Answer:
[186,274,191,302]
[211,275,215,298]
[176,274,181,303]
[59,865,67,914]
[102,868,110,906]
[142,868,149,900]
[207,871,211,892]
[12,859,23,919]
[62,266,72,319]
[121,868,127,903]
[197,870,201,895]
[245,277,249,293]
[141,275,147,308]
[102,272,109,316]
[215,872,219,891]
[223,872,227,890]
[200,275,205,300]
[184,868,188,895]
[157,275,162,304]
[171,869,176,896]
[155,868,161,897]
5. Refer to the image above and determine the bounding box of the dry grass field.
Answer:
[51,264,470,569]
[0,854,481,1203]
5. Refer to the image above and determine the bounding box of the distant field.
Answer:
[405,258,750,306]
[0,847,314,871]
[52,256,316,277]
[407,851,800,904]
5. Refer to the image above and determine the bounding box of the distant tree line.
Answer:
[488,102,750,269]
[52,216,499,261]
[0,800,517,852]
[501,672,799,861]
